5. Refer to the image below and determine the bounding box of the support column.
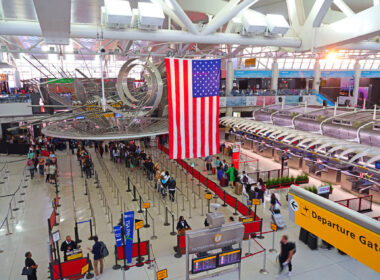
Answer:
[353,61,361,107]
[226,59,234,96]
[226,107,233,117]
[271,60,279,92]
[312,60,321,93]
[100,51,106,112]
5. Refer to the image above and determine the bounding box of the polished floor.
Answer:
[0,144,379,280]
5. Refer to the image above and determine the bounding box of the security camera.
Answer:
[100,48,106,53]
[210,203,221,212]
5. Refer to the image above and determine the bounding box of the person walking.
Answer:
[167,177,176,202]
[87,236,104,279]
[225,164,238,187]
[27,158,35,179]
[277,235,296,277]
[24,251,38,280]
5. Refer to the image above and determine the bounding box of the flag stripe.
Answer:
[174,59,182,159]
[170,58,178,159]
[188,61,194,158]
[200,97,205,157]
[197,98,201,157]
[178,59,186,158]
[209,96,215,155]
[183,60,190,159]
[165,59,174,159]
[215,95,220,154]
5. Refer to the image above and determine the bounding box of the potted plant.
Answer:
[295,173,309,184]
[281,176,293,187]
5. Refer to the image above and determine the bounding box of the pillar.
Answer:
[312,60,321,93]
[353,61,361,107]
[226,107,233,117]
[271,60,279,91]
[226,59,234,96]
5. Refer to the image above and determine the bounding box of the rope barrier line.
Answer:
[251,236,266,251]
[241,249,265,259]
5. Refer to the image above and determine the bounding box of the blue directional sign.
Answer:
[113,225,123,247]
[123,211,134,263]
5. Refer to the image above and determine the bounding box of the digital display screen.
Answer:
[375,162,380,169]
[218,249,242,267]
[191,255,217,274]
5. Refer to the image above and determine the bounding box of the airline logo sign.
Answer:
[288,193,380,273]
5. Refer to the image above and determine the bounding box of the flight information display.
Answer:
[218,249,242,267]
[191,255,217,274]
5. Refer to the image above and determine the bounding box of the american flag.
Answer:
[165,58,221,159]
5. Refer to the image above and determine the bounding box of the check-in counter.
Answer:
[320,165,341,184]
[341,171,357,192]
[369,184,380,204]
[302,158,314,173]
[245,139,253,150]
[262,144,274,158]
[251,140,259,153]
[288,153,303,169]
[273,148,282,163]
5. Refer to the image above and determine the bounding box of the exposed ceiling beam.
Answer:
[201,0,259,35]
[166,0,199,34]
[315,5,380,49]
[0,21,301,48]
[286,0,305,32]
[33,0,71,45]
[310,0,334,28]
[333,0,354,16]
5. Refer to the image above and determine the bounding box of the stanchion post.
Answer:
[89,219,94,240]
[144,208,150,228]
[269,230,277,253]
[222,191,227,207]
[164,207,170,226]
[170,214,176,236]
[126,177,131,192]
[75,222,82,244]
[257,219,264,239]
[138,196,143,213]
[233,199,238,216]
[113,245,121,270]
[259,249,269,275]
[132,185,137,201]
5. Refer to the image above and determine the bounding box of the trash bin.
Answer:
[307,233,318,250]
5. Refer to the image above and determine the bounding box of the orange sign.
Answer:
[142,202,150,209]
[271,223,278,232]
[157,269,168,280]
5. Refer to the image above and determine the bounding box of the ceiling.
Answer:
[1,0,380,67]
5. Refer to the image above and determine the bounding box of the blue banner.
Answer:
[113,225,123,247]
[123,211,134,263]
[321,71,354,78]
[279,70,314,78]
[234,70,272,78]
[361,71,380,78]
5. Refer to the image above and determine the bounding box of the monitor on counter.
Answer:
[375,162,380,169]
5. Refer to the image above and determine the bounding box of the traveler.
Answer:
[277,235,295,277]
[257,178,266,194]
[144,158,154,181]
[84,156,92,179]
[27,158,35,179]
[60,235,78,261]
[176,216,191,232]
[215,156,222,169]
[270,193,281,214]
[48,164,57,184]
[225,164,238,187]
[38,158,45,176]
[87,236,106,278]
[24,251,38,280]
[240,171,252,189]
[205,156,212,173]
[167,178,176,202]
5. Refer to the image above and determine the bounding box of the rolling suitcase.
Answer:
[272,212,286,229]
[212,167,216,175]
[220,177,226,187]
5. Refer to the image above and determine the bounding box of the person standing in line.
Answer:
[87,236,104,279]
[24,251,38,280]
[277,235,296,277]
[225,164,238,187]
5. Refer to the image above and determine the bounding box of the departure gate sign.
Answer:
[288,193,380,273]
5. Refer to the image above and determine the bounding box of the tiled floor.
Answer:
[0,145,379,280]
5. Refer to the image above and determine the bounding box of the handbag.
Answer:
[21,267,33,276]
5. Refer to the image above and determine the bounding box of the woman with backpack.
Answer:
[27,158,35,179]
[87,236,107,278]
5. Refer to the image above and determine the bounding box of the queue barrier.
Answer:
[158,143,261,221]
[52,256,89,280]
[334,195,373,213]
[174,233,186,258]
[116,240,150,260]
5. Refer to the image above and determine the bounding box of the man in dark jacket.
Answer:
[60,235,78,261]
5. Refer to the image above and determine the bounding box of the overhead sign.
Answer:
[156,269,168,280]
[288,191,380,273]
[123,211,134,263]
[245,58,256,67]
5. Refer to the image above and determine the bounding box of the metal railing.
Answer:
[0,94,31,103]
[335,195,373,213]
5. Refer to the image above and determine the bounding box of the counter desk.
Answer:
[288,154,303,169]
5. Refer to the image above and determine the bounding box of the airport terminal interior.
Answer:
[1,0,380,279]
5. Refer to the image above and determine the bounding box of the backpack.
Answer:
[242,175,248,184]
[99,241,109,258]
[223,164,228,172]
[168,179,176,189]
[233,168,238,178]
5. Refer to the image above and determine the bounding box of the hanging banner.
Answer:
[123,211,135,263]
[113,225,123,248]
[232,143,241,171]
